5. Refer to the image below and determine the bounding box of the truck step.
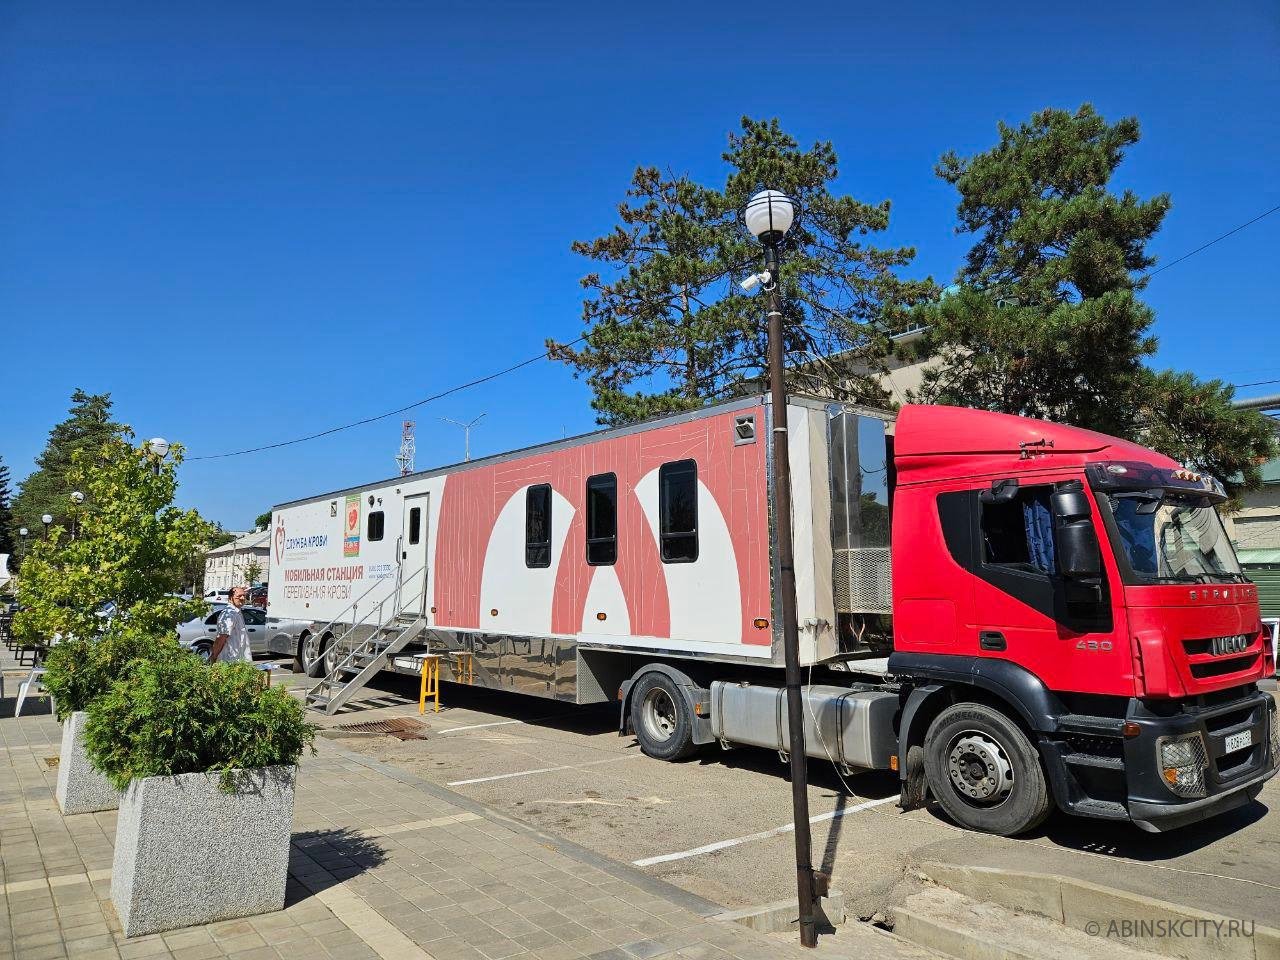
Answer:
[1067,797,1129,819]
[1062,752,1124,771]
[1056,714,1125,736]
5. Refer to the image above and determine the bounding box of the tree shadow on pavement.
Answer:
[287,827,388,904]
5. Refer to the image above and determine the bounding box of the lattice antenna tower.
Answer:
[396,420,416,476]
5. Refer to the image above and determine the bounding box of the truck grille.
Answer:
[833,548,892,614]
[1183,633,1263,681]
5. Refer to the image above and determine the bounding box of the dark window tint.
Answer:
[585,473,617,565]
[980,486,1055,575]
[526,484,552,568]
[367,510,385,541]
[659,460,698,563]
[244,608,266,625]
[408,507,422,545]
[205,612,220,625]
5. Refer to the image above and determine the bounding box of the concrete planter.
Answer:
[56,711,120,815]
[111,765,296,938]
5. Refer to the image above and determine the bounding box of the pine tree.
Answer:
[912,105,1275,493]
[0,457,13,557]
[11,389,127,544]
[552,118,936,425]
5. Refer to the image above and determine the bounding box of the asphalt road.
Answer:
[280,664,1280,927]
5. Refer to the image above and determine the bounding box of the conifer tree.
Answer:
[913,105,1275,493]
[553,118,936,425]
[11,389,127,542]
[0,457,13,557]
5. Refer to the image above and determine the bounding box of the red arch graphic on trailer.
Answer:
[431,407,770,645]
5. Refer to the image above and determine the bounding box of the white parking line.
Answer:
[447,754,642,786]
[435,709,573,733]
[632,795,898,867]
[436,719,524,733]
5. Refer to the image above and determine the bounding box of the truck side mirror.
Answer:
[1052,486,1101,578]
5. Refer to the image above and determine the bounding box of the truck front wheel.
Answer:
[630,673,697,761]
[923,703,1051,836]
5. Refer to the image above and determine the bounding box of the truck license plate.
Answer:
[1225,730,1253,753]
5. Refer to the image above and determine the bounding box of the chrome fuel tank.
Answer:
[709,681,897,771]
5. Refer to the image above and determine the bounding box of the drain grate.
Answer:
[331,717,430,740]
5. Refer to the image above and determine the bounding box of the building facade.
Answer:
[1227,459,1280,619]
[203,530,270,594]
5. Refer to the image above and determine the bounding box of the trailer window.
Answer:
[526,484,552,568]
[408,507,422,546]
[367,510,385,542]
[585,473,617,565]
[980,486,1055,575]
[659,459,698,563]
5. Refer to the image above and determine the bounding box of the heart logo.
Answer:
[274,518,286,564]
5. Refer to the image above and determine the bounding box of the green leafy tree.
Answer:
[14,435,212,649]
[552,117,936,425]
[11,389,126,553]
[255,510,273,531]
[911,104,1275,492]
[242,557,263,588]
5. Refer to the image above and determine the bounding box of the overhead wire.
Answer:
[188,337,584,461]
[191,202,1279,460]
[1145,202,1280,279]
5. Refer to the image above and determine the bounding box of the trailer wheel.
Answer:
[293,632,311,674]
[301,632,329,678]
[923,703,1051,836]
[630,673,697,761]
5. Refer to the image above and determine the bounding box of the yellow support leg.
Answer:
[419,655,440,714]
[452,651,474,685]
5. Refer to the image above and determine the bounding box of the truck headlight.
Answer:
[1156,732,1208,798]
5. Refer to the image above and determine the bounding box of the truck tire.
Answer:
[630,672,697,761]
[923,702,1051,836]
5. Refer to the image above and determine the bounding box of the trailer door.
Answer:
[398,493,431,617]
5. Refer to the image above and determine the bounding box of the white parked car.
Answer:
[176,605,308,662]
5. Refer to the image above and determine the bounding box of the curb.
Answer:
[913,860,1280,960]
[323,741,727,918]
[711,891,847,934]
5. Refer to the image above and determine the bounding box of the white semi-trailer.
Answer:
[268,395,1278,835]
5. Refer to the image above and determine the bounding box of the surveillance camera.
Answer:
[740,270,771,293]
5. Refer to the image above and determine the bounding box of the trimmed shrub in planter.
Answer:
[86,655,316,937]
[44,627,181,815]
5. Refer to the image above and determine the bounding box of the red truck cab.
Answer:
[888,405,1278,834]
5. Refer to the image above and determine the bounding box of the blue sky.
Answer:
[2,1,1277,530]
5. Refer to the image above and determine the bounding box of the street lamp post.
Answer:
[147,437,170,476]
[440,415,486,462]
[70,491,84,540]
[41,514,53,540]
[743,189,818,948]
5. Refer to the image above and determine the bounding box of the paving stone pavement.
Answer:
[0,648,917,960]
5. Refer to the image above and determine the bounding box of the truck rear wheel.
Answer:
[630,673,697,761]
[923,703,1051,836]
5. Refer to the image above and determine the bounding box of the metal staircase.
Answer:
[304,563,429,716]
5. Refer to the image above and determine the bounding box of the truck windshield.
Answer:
[1107,495,1242,582]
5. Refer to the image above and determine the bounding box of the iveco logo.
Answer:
[1210,634,1250,656]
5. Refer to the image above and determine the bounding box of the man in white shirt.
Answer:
[209,586,252,664]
